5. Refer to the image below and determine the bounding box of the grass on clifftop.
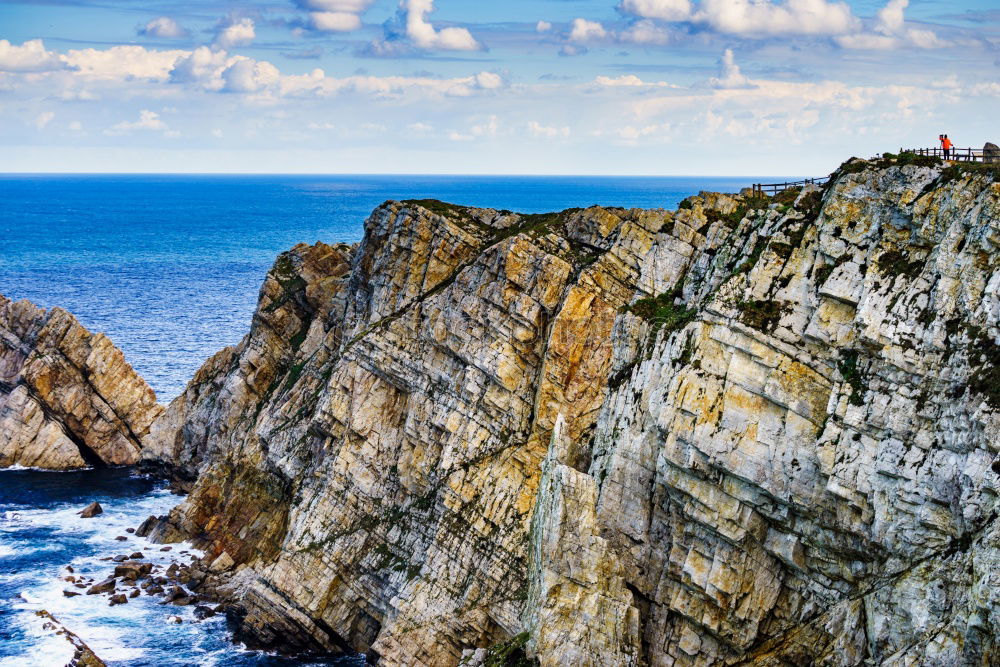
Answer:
[626,284,697,337]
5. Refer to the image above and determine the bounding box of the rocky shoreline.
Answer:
[4,153,1000,665]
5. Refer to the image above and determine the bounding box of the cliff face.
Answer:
[144,158,1000,666]
[0,295,162,469]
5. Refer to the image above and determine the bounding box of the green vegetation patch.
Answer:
[876,249,924,280]
[736,299,789,333]
[837,350,867,406]
[876,152,943,169]
[734,237,768,275]
[626,284,697,336]
[939,162,1000,185]
[475,632,538,667]
[814,255,848,286]
[772,186,802,207]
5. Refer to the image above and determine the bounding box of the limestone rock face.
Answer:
[0,296,162,469]
[146,158,1000,666]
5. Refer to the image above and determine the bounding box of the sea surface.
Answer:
[0,173,765,665]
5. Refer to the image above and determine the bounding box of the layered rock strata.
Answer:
[141,157,1000,666]
[0,296,162,469]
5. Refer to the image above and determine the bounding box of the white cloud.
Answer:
[569,18,607,42]
[875,0,907,35]
[474,71,504,89]
[694,0,860,37]
[69,121,82,131]
[402,0,481,51]
[34,111,55,130]
[618,19,671,45]
[537,20,552,33]
[169,46,232,88]
[310,12,363,31]
[107,109,168,134]
[0,39,64,73]
[618,0,692,21]
[215,18,255,48]
[299,0,374,10]
[407,122,433,133]
[707,48,754,89]
[65,45,188,81]
[471,115,498,137]
[836,0,949,50]
[594,74,673,87]
[139,17,188,39]
[221,59,281,93]
[528,121,569,137]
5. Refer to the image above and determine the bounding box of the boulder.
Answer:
[208,551,234,573]
[78,502,102,518]
[193,605,216,620]
[86,578,116,595]
[108,594,127,606]
[134,515,158,538]
[63,590,80,598]
[984,142,1000,163]
[0,296,162,470]
[114,562,152,581]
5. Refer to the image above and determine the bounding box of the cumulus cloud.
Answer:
[369,0,481,53]
[528,121,570,137]
[694,0,859,36]
[0,39,64,73]
[619,0,860,37]
[837,0,949,50]
[536,20,552,32]
[107,109,168,134]
[34,111,55,130]
[215,18,255,48]
[569,18,607,42]
[619,0,692,21]
[298,0,374,32]
[138,17,188,39]
[221,59,281,93]
[593,74,674,87]
[65,45,189,81]
[618,19,671,45]
[311,12,362,31]
[707,48,754,89]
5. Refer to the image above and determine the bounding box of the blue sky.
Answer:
[1,0,998,175]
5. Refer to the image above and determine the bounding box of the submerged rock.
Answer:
[0,296,162,469]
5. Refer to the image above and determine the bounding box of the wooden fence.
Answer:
[902,147,998,162]
[751,177,828,197]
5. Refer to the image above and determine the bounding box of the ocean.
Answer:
[0,173,762,665]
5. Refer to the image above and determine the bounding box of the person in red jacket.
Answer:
[943,135,953,159]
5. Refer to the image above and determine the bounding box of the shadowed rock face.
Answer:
[0,296,162,469]
[144,157,1000,667]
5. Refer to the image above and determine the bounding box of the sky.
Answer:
[1,0,998,175]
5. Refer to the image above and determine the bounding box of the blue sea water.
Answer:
[0,173,761,665]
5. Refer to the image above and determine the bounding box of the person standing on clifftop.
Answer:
[943,134,953,159]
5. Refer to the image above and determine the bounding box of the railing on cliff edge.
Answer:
[751,177,828,197]
[751,146,1000,196]
[902,146,996,162]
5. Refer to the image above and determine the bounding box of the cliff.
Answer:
[0,295,162,469]
[136,156,1000,665]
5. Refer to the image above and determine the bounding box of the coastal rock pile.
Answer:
[0,296,162,469]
